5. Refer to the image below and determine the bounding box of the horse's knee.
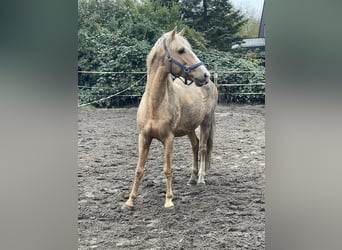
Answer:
[135,168,144,179]
[164,169,172,178]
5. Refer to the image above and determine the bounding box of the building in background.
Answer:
[232,1,265,52]
[258,1,265,38]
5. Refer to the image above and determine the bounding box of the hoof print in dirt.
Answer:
[187,179,197,186]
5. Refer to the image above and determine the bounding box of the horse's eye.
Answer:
[178,48,185,54]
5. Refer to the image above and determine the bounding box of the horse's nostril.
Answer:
[204,73,210,83]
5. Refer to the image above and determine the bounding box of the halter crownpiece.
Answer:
[162,39,204,85]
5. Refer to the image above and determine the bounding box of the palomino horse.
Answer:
[125,28,218,208]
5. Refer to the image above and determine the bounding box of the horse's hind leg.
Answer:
[198,122,210,185]
[187,130,199,185]
[125,133,152,207]
[205,114,215,173]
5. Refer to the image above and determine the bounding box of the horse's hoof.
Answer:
[124,199,134,208]
[164,200,174,208]
[123,205,134,210]
[197,180,206,186]
[121,203,135,212]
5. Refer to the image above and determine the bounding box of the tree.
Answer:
[152,0,179,8]
[180,0,246,51]
[78,0,205,106]
[238,16,260,38]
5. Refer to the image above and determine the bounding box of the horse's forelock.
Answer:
[168,35,192,53]
[146,32,192,70]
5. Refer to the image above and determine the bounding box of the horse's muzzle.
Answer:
[194,74,210,87]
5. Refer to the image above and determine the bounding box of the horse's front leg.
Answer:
[163,134,174,208]
[187,130,199,185]
[125,133,152,207]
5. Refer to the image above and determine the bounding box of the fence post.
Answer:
[214,64,218,85]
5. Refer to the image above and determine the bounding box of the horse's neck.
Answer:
[145,67,172,114]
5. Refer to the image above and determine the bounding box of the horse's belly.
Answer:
[174,120,200,137]
[174,129,196,137]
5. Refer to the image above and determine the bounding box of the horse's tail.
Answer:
[205,113,215,172]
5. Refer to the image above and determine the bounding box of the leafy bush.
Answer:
[197,48,265,104]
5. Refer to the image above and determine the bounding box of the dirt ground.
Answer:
[78,105,265,249]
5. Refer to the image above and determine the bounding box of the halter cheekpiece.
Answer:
[162,39,204,85]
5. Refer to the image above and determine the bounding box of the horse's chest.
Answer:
[139,118,174,139]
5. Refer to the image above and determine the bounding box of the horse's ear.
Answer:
[178,28,185,36]
[171,27,177,40]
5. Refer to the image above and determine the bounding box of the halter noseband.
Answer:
[163,39,204,85]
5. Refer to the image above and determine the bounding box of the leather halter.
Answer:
[162,39,204,85]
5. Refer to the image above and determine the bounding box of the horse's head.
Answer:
[149,28,210,87]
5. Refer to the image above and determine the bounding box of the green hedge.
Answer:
[78,0,265,107]
[197,49,265,104]
[78,48,265,107]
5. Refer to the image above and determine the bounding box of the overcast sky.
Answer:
[230,0,264,19]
